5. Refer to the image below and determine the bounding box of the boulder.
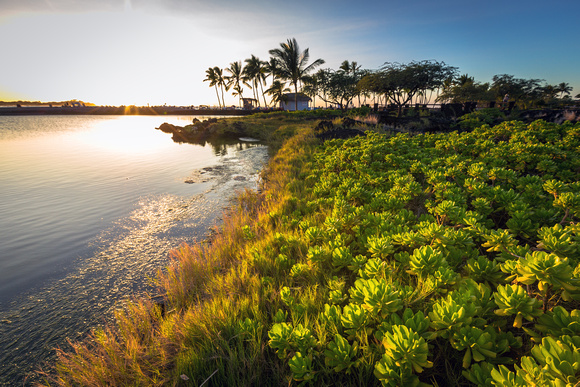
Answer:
[156,122,178,133]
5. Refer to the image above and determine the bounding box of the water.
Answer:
[0,115,268,385]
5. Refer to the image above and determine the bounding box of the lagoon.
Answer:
[0,115,267,384]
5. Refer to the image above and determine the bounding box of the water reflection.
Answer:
[77,118,178,155]
[0,115,267,385]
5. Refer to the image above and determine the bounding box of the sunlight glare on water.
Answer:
[0,115,267,385]
[75,116,177,155]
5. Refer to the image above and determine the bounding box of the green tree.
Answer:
[214,67,228,109]
[414,60,458,105]
[265,80,290,108]
[203,67,223,108]
[225,61,249,107]
[360,60,457,116]
[301,75,320,109]
[340,60,363,106]
[265,57,281,88]
[268,38,325,111]
[490,74,544,108]
[244,55,268,107]
[436,74,491,104]
[315,68,360,111]
[557,82,572,99]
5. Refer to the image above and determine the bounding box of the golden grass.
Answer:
[42,116,319,386]
[45,299,178,386]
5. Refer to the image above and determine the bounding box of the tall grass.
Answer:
[42,116,320,386]
[45,299,178,386]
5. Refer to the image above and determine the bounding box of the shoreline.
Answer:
[0,106,269,116]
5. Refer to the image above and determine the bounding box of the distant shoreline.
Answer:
[0,106,265,116]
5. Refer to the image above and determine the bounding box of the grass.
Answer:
[42,113,580,386]
[41,113,322,386]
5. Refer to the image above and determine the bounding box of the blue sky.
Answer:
[1,0,578,106]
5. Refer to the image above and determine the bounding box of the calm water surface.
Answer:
[0,115,267,385]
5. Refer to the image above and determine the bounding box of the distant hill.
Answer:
[0,100,96,107]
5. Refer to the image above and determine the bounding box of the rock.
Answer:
[315,128,365,141]
[341,117,357,128]
[314,120,334,133]
[156,122,178,133]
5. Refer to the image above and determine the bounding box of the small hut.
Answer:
[242,98,257,110]
[280,93,311,111]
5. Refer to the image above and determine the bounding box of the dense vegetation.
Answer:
[204,38,578,112]
[46,114,580,386]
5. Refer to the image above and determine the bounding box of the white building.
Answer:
[280,93,312,111]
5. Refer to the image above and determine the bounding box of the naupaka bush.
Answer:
[267,119,580,385]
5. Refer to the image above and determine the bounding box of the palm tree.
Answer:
[457,74,475,86]
[225,61,248,107]
[265,57,280,86]
[203,67,222,108]
[243,55,268,108]
[542,84,558,100]
[339,60,361,76]
[269,38,325,111]
[265,80,290,108]
[231,84,244,106]
[557,82,573,99]
[213,66,228,109]
[301,74,319,109]
[339,60,362,106]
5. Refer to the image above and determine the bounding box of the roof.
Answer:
[283,93,312,102]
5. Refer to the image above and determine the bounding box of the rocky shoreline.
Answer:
[156,117,252,144]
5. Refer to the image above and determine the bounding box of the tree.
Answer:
[268,38,325,111]
[339,60,361,76]
[557,82,573,99]
[413,60,458,105]
[541,84,558,101]
[265,80,290,107]
[436,74,491,104]
[302,74,320,109]
[265,57,281,88]
[244,55,268,107]
[225,61,248,107]
[315,68,360,111]
[214,67,228,108]
[490,74,544,108]
[340,60,362,106]
[203,67,222,108]
[457,74,475,86]
[360,60,457,116]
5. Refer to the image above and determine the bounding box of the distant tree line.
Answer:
[204,38,577,112]
[0,99,96,107]
[435,74,576,109]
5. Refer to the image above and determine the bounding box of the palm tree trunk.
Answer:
[294,82,299,111]
[214,86,221,108]
[260,83,268,107]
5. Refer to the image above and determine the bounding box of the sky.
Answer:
[1,0,579,107]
